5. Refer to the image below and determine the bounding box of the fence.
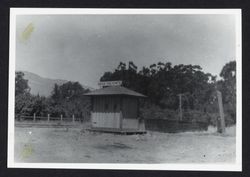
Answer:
[16,113,86,123]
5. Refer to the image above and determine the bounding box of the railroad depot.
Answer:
[84,81,147,134]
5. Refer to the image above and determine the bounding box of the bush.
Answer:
[141,105,178,120]
[183,110,209,123]
[141,105,234,126]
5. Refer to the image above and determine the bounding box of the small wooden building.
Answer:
[84,84,146,134]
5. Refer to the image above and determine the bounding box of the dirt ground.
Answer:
[14,126,236,163]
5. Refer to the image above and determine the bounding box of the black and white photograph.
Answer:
[8,8,242,171]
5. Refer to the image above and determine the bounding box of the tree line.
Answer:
[15,60,236,125]
[15,72,90,120]
[100,60,236,125]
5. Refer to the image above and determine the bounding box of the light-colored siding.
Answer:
[91,112,121,128]
[91,95,140,130]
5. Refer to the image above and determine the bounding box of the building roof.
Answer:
[84,86,146,97]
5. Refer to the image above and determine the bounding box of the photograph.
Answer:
[8,8,242,171]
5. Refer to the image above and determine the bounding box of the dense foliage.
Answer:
[100,61,236,125]
[217,61,236,124]
[101,61,216,109]
[15,72,90,120]
[15,72,32,118]
[15,60,236,125]
[49,82,90,118]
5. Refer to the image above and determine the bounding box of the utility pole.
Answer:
[178,94,183,121]
[216,90,226,134]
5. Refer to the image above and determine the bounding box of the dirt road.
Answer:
[14,126,236,163]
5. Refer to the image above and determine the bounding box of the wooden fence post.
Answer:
[216,91,226,134]
[48,114,50,122]
[33,113,36,122]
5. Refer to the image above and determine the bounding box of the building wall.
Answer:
[122,96,138,119]
[92,96,120,129]
[91,112,121,128]
[93,96,121,113]
[91,95,139,129]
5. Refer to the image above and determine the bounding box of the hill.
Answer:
[21,71,92,97]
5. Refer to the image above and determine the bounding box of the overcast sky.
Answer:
[16,14,236,88]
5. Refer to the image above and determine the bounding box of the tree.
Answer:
[99,61,216,111]
[50,82,90,118]
[15,71,32,119]
[218,60,236,124]
[220,61,236,82]
[15,92,34,118]
[51,84,60,102]
[15,71,30,96]
[30,95,49,116]
[15,72,91,120]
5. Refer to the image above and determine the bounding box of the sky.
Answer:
[16,14,236,88]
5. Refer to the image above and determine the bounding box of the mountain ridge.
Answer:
[20,71,93,97]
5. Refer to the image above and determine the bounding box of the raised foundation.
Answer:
[87,127,146,135]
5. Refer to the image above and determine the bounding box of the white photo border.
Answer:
[8,8,242,171]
